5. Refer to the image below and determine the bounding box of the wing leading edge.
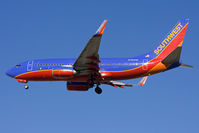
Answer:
[73,20,107,76]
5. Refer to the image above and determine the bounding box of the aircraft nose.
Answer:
[6,69,14,78]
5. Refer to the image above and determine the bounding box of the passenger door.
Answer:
[142,59,148,70]
[27,61,33,71]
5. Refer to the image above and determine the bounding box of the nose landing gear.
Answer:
[24,84,29,89]
[16,79,29,89]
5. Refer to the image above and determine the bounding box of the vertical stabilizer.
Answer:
[152,19,189,62]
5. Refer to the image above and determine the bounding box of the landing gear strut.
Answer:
[95,86,102,94]
[87,79,94,88]
[24,84,29,89]
[88,74,102,94]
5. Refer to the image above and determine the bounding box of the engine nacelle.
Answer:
[67,82,92,91]
[53,70,76,79]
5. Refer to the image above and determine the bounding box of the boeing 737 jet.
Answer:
[6,19,193,94]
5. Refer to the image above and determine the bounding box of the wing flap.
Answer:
[103,81,133,88]
[102,76,148,88]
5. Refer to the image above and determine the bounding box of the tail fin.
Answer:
[153,19,189,63]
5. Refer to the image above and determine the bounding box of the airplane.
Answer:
[6,19,193,94]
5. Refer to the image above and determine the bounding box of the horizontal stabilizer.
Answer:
[180,63,194,68]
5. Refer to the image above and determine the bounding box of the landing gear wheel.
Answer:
[24,85,29,89]
[95,87,102,94]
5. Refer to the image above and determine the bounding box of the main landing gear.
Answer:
[95,85,102,94]
[88,77,102,94]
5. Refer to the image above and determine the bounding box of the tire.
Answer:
[95,87,102,94]
[24,85,29,89]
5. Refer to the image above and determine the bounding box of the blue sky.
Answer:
[0,0,199,132]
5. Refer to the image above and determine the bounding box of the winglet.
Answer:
[95,20,107,36]
[139,76,148,86]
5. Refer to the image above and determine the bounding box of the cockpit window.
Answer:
[16,64,21,67]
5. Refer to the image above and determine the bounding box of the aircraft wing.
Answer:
[103,80,133,88]
[73,20,107,76]
[102,76,148,88]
